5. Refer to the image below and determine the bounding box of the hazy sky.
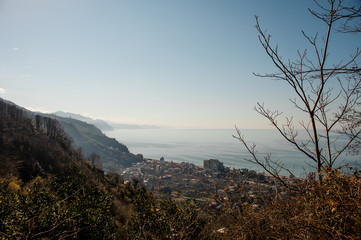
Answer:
[0,0,359,129]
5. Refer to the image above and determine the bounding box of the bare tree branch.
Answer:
[239,0,361,183]
[233,126,299,191]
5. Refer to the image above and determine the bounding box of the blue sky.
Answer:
[0,0,359,129]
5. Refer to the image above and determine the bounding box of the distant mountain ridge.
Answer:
[53,111,161,130]
[53,111,114,131]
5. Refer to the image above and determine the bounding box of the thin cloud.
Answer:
[12,48,19,51]
[0,88,6,94]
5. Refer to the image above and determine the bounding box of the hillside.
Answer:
[48,114,143,170]
[0,98,142,171]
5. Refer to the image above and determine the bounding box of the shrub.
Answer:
[122,183,209,240]
[218,169,361,239]
[0,174,120,240]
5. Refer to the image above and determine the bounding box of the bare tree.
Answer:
[235,0,361,183]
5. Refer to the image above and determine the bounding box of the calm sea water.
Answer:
[104,128,360,177]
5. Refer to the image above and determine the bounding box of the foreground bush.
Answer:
[216,169,361,239]
[0,174,120,240]
[121,181,209,240]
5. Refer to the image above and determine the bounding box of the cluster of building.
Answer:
[120,156,296,209]
[122,157,228,181]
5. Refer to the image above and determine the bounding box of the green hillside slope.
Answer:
[49,115,143,170]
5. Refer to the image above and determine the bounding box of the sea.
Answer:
[104,128,360,177]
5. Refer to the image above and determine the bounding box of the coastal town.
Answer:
[121,157,298,208]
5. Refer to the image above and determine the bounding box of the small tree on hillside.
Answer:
[89,153,104,170]
[235,0,361,183]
